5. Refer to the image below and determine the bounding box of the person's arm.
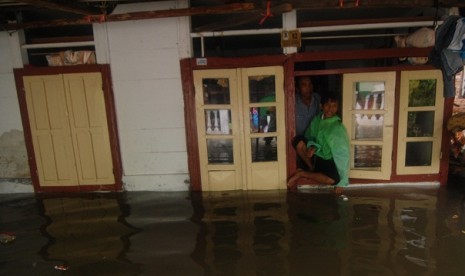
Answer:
[304,114,319,142]
[329,124,350,187]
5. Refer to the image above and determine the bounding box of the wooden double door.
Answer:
[22,72,117,190]
[193,66,287,191]
[342,70,444,181]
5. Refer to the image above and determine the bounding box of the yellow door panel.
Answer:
[396,70,444,175]
[75,132,97,180]
[24,75,78,186]
[47,135,76,181]
[250,165,280,190]
[194,67,286,191]
[24,73,114,188]
[208,171,237,191]
[194,69,244,191]
[343,72,396,180]
[63,73,115,185]
[241,67,287,190]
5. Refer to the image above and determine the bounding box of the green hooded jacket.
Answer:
[304,113,350,187]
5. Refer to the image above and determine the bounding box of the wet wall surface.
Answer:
[2,183,465,275]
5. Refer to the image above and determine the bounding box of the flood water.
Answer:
[2,181,465,275]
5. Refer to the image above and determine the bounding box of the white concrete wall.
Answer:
[0,31,33,193]
[0,32,23,143]
[94,1,191,191]
[0,1,191,193]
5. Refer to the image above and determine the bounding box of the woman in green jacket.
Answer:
[288,92,350,193]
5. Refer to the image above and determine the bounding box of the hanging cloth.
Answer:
[429,15,462,98]
[259,1,273,25]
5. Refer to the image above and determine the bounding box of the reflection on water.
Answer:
[39,195,142,275]
[2,186,465,275]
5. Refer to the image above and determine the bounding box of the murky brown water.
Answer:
[2,183,465,275]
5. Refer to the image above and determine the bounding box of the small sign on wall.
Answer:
[281,30,301,48]
[196,58,207,66]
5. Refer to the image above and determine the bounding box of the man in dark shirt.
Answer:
[293,76,321,170]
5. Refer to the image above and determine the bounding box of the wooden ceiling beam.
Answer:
[292,0,465,9]
[5,2,255,30]
[193,3,293,32]
[108,2,255,21]
[5,0,464,31]
[17,0,100,16]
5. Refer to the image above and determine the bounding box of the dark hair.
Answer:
[321,92,339,104]
[297,76,312,83]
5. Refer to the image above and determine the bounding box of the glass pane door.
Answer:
[397,70,444,174]
[194,70,243,191]
[248,75,277,162]
[242,67,286,190]
[343,72,396,180]
[194,67,287,191]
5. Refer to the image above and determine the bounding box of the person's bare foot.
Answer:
[287,169,303,190]
[287,176,299,190]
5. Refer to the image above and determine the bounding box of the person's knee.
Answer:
[325,176,336,185]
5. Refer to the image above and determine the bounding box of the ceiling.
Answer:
[0,0,463,32]
[1,1,464,60]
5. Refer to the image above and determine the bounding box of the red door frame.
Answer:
[181,47,453,191]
